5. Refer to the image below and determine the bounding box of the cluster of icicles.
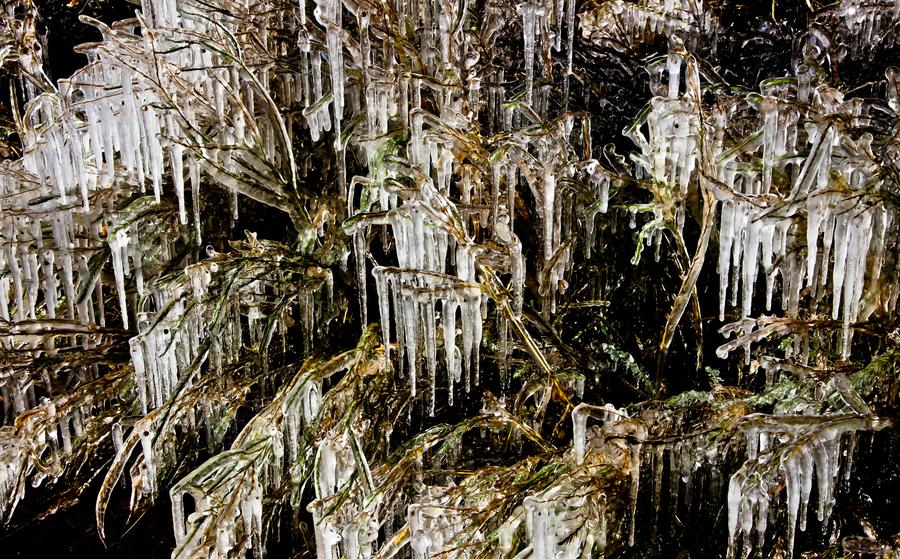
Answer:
[579,0,717,51]
[168,361,324,559]
[0,388,90,522]
[1,0,899,555]
[626,38,899,366]
[712,79,897,363]
[726,413,889,559]
[1,0,330,535]
[342,0,609,410]
[395,402,725,559]
[3,0,316,338]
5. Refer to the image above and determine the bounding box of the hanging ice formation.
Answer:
[1,0,899,556]
[604,0,900,365]
[627,40,703,236]
[408,487,470,559]
[726,413,890,559]
[1,0,604,462]
[337,0,601,412]
[568,402,728,548]
[1,0,329,442]
[0,366,130,523]
[712,76,896,363]
[168,363,324,559]
[579,0,717,50]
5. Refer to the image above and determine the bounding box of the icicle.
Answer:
[443,298,460,400]
[542,167,556,271]
[806,190,832,286]
[790,444,809,533]
[169,142,187,224]
[651,444,664,525]
[760,222,775,310]
[565,0,576,79]
[741,213,761,319]
[143,100,165,202]
[783,452,800,557]
[109,228,130,329]
[572,404,590,464]
[727,471,746,558]
[524,494,558,559]
[112,422,124,452]
[517,2,544,107]
[760,97,778,194]
[812,433,838,524]
[188,153,202,243]
[313,0,344,147]
[887,66,899,112]
[423,295,437,416]
[138,423,157,495]
[40,250,58,320]
[628,441,642,546]
[498,516,521,554]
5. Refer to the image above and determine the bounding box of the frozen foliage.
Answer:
[712,81,896,363]
[727,413,890,559]
[579,0,717,50]
[1,368,130,523]
[0,0,899,556]
[167,341,362,559]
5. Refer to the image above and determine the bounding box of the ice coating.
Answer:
[726,414,888,559]
[0,0,898,557]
